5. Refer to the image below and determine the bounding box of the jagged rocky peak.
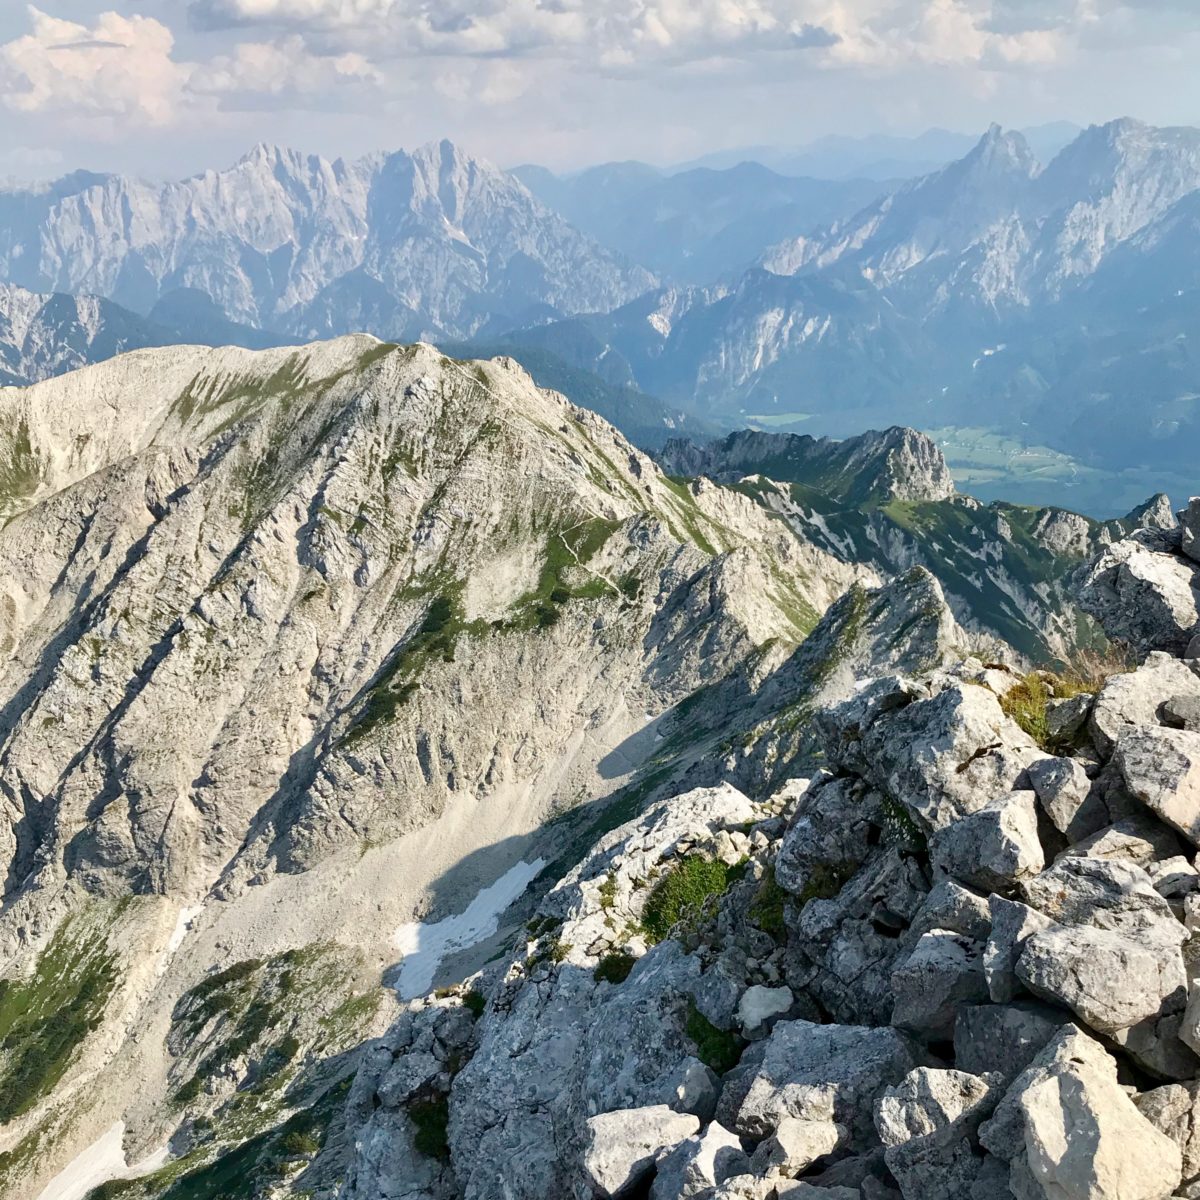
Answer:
[659,425,955,505]
[961,122,1040,179]
[0,140,654,340]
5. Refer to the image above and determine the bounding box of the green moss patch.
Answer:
[685,1001,743,1075]
[409,1096,450,1160]
[748,866,789,939]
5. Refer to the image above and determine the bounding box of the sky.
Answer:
[0,0,1197,181]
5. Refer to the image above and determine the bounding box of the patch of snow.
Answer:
[155,904,202,978]
[35,1123,168,1200]
[393,858,545,1000]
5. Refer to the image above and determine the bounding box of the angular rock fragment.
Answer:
[1089,652,1200,755]
[1076,529,1200,658]
[980,1028,1181,1200]
[748,1115,843,1179]
[983,897,1054,1004]
[582,1105,701,1198]
[1016,925,1186,1035]
[1026,756,1106,841]
[1116,727,1200,846]
[875,1068,996,1200]
[930,791,1044,892]
[890,930,988,1040]
[651,1120,749,1200]
[717,1019,917,1143]
[953,1002,1064,1082]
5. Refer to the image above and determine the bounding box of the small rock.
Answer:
[984,896,1054,1004]
[875,1067,996,1200]
[1148,855,1200,899]
[1164,694,1200,732]
[1135,1080,1200,1183]
[890,930,988,1040]
[1045,693,1094,748]
[738,985,794,1038]
[906,879,992,946]
[651,1121,749,1200]
[581,1105,701,1198]
[1116,727,1200,846]
[1064,814,1187,867]
[930,791,1044,893]
[749,1116,844,1179]
[1026,756,1108,841]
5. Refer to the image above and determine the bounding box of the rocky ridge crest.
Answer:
[340,498,1200,1200]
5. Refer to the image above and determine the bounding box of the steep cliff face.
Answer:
[0,338,871,1198]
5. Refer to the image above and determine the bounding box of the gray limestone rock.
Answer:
[1076,530,1200,658]
[875,1068,997,1200]
[1116,727,1200,846]
[890,930,989,1040]
[1016,925,1186,1035]
[930,791,1045,893]
[1026,756,1107,841]
[717,1019,918,1144]
[650,1121,750,1200]
[984,897,1056,1004]
[582,1105,701,1198]
[1090,653,1200,756]
[821,681,1042,833]
[748,1116,844,1179]
[1136,1081,1200,1185]
[953,1003,1065,1083]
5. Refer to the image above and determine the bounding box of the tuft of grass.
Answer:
[1001,673,1051,747]
[641,856,743,945]
[748,866,789,939]
[463,990,487,1019]
[593,951,637,985]
[598,873,618,911]
[409,1097,450,1160]
[685,1001,743,1075]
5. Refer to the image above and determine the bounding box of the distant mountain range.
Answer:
[0,141,653,342]
[670,122,1083,180]
[511,161,885,284]
[4,119,1200,509]
[514,119,1200,482]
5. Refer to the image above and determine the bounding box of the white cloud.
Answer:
[0,6,385,128]
[0,6,187,124]
[187,34,382,108]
